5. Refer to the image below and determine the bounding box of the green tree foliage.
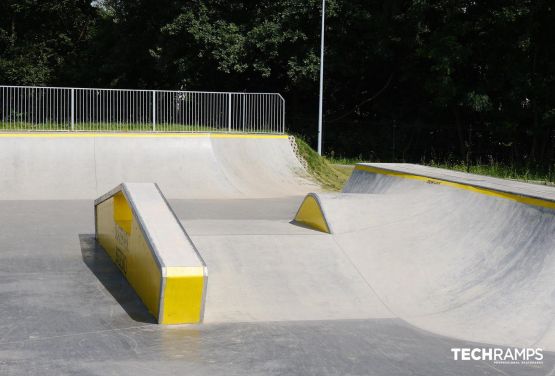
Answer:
[0,0,96,85]
[0,0,553,171]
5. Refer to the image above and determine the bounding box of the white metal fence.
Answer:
[0,85,285,133]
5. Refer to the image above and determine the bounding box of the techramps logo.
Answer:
[451,347,544,365]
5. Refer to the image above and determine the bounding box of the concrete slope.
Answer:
[345,162,555,201]
[183,217,393,323]
[300,163,555,350]
[0,133,316,200]
[210,136,313,196]
[294,192,416,234]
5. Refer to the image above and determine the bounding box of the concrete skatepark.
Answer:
[0,133,554,375]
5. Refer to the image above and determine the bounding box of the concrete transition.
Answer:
[0,133,554,375]
[295,163,555,351]
[0,133,316,199]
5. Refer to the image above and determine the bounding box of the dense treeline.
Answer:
[0,0,553,171]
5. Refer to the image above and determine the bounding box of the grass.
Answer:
[0,121,274,133]
[427,160,554,186]
[74,122,221,132]
[293,136,554,189]
[293,136,352,191]
[0,121,219,132]
[327,156,366,165]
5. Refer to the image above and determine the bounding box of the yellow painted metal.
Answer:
[113,192,132,233]
[96,198,117,260]
[355,164,555,211]
[294,194,330,233]
[161,267,206,324]
[96,194,162,320]
[126,219,162,319]
[95,190,206,324]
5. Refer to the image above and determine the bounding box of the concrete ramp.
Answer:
[294,163,555,350]
[2,141,555,374]
[294,192,405,233]
[0,133,316,200]
[185,216,393,323]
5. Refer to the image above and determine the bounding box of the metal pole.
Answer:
[242,93,246,132]
[282,97,286,134]
[152,90,156,131]
[228,93,232,132]
[317,0,326,155]
[71,88,75,131]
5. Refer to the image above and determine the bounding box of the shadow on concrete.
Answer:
[288,220,327,233]
[79,234,156,324]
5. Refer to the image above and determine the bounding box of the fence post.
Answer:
[70,88,75,131]
[152,90,156,131]
[228,93,232,132]
[281,96,285,134]
[242,93,246,133]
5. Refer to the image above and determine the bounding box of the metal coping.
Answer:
[94,183,205,268]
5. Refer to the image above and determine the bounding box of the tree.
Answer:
[0,0,553,171]
[0,0,97,85]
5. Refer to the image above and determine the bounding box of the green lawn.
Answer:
[428,161,554,186]
[0,121,276,133]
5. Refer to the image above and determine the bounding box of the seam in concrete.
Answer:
[331,236,396,318]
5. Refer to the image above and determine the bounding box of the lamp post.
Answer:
[317,0,325,155]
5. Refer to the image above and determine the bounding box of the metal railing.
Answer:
[0,85,285,133]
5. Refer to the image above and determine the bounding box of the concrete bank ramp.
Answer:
[0,133,316,200]
[186,218,394,323]
[294,163,555,350]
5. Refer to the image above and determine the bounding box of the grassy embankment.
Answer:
[293,137,352,191]
[293,137,555,190]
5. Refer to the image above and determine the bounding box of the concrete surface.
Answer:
[0,134,317,200]
[352,163,555,201]
[1,135,554,375]
[306,164,555,351]
[172,198,388,322]
[1,200,553,375]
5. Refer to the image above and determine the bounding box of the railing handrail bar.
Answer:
[0,85,286,134]
[0,85,282,96]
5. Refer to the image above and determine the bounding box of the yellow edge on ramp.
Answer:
[294,193,331,233]
[95,183,207,324]
[356,164,555,211]
[162,267,206,324]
